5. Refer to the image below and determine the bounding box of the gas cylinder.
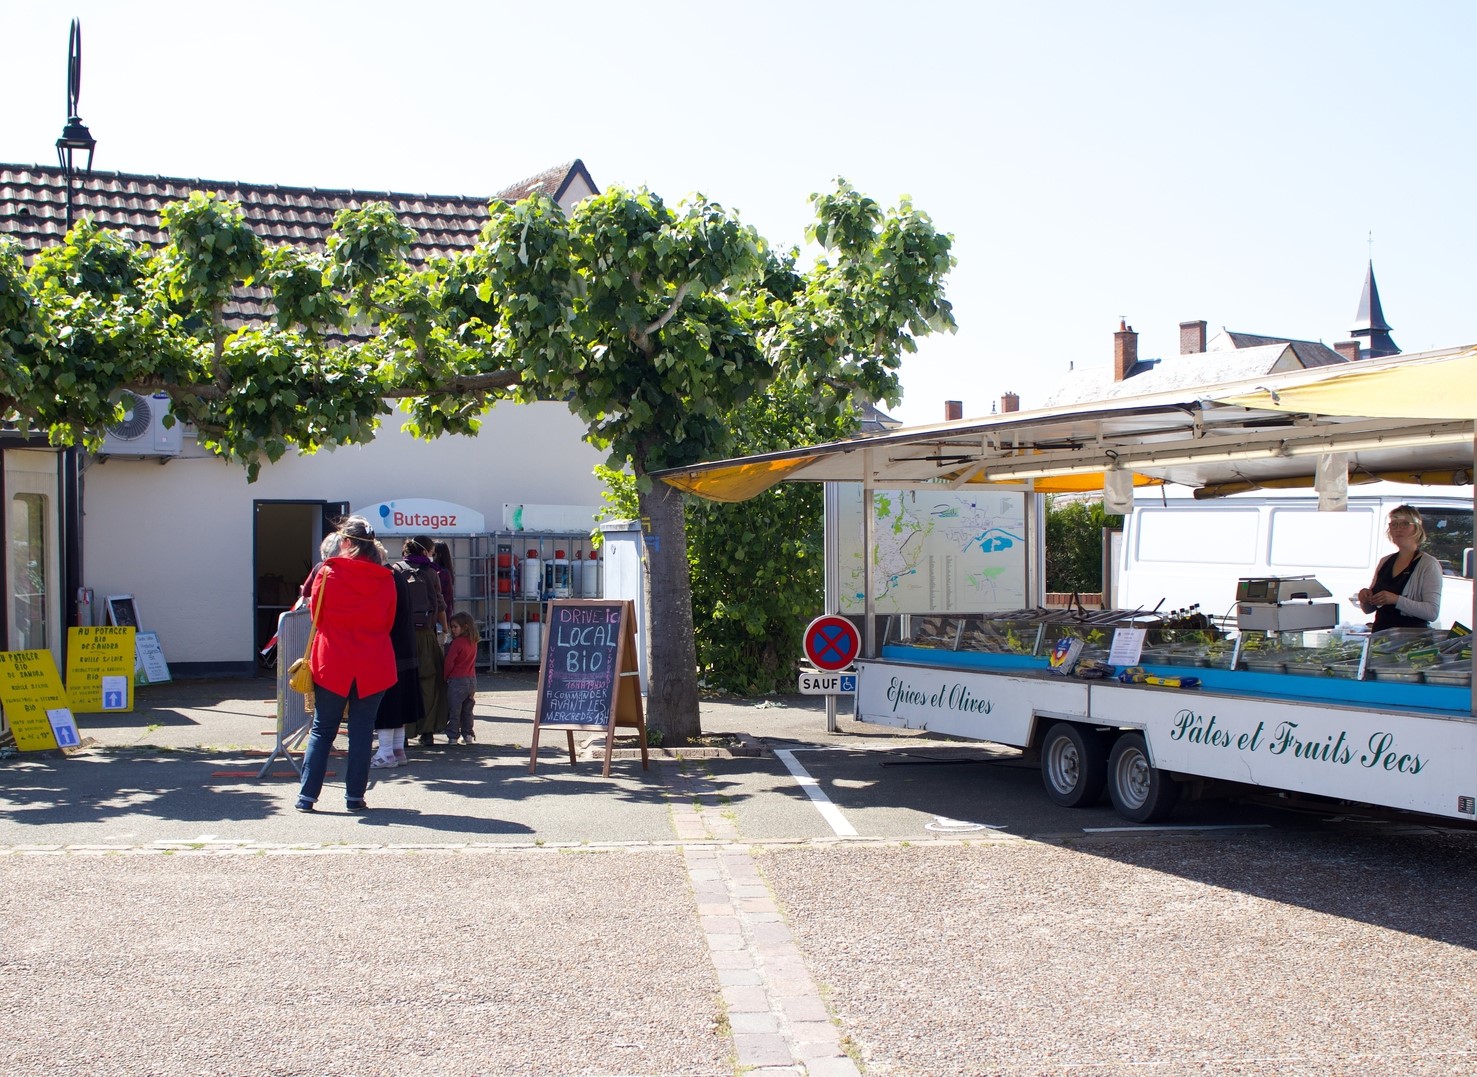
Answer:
[547,549,572,598]
[522,611,542,659]
[580,549,601,598]
[521,549,542,599]
[496,613,521,662]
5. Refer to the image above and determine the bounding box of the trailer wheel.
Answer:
[1107,732,1180,823]
[1040,723,1108,808]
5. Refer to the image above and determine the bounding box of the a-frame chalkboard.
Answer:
[528,599,648,776]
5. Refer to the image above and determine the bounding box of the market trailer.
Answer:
[658,345,1477,824]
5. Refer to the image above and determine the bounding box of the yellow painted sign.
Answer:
[0,650,79,751]
[65,626,136,713]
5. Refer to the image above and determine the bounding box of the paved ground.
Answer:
[4,674,1477,1076]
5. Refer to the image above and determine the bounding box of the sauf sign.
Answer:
[798,615,862,694]
[799,671,857,695]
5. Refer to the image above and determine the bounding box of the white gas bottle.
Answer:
[496,613,521,662]
[521,549,542,599]
[547,549,572,598]
[580,549,601,597]
[522,611,542,659]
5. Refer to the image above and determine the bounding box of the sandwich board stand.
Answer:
[529,599,648,776]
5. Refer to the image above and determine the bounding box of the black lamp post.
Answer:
[55,18,95,232]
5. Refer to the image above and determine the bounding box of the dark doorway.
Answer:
[253,501,345,675]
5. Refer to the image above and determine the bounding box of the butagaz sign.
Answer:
[349,499,487,536]
[1169,709,1425,776]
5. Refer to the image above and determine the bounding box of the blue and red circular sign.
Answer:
[803,614,861,672]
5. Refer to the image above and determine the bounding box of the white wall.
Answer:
[81,400,609,670]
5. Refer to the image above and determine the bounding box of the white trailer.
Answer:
[657,346,1477,824]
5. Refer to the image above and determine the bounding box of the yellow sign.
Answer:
[65,626,136,713]
[0,650,78,751]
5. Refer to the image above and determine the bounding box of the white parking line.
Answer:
[774,749,858,837]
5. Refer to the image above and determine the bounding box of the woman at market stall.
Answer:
[1357,505,1443,629]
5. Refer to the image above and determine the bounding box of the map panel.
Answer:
[837,487,1028,614]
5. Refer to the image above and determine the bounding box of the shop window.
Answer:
[11,493,47,651]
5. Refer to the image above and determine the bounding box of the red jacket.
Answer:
[308,556,397,697]
[444,634,476,679]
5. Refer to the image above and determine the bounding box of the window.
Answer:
[1135,509,1258,564]
[1268,508,1373,569]
[1416,506,1474,577]
[11,493,47,651]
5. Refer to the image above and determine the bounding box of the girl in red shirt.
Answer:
[444,611,479,745]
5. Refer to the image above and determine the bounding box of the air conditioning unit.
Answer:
[99,392,184,456]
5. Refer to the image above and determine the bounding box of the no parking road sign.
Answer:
[803,614,860,672]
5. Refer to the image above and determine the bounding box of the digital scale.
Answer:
[1234,575,1338,632]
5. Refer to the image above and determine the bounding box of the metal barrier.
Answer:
[259,607,312,778]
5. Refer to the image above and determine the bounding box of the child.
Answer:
[444,611,478,745]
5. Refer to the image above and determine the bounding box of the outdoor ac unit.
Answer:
[99,392,184,456]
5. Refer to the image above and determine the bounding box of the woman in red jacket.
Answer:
[295,517,398,813]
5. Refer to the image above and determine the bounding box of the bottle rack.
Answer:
[481,532,601,670]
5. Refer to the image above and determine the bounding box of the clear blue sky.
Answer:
[5,1,1474,426]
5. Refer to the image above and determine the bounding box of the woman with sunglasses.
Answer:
[1357,504,1443,630]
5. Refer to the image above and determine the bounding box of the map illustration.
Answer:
[837,488,1027,614]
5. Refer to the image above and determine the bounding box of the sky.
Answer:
[4,1,1475,427]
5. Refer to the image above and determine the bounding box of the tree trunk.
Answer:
[635,471,702,743]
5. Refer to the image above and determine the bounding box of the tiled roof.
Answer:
[1218,330,1345,367]
[0,160,597,332]
[1043,343,1316,408]
[0,160,594,261]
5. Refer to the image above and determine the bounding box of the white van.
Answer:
[1115,488,1475,629]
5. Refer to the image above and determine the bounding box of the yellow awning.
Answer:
[1218,346,1477,420]
[660,456,818,502]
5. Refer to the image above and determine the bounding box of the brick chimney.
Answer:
[1179,320,1207,355]
[944,400,963,421]
[1000,392,1019,413]
[1114,319,1138,381]
[1334,340,1362,362]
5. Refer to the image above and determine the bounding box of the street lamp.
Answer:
[55,18,96,232]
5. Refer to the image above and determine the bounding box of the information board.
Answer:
[105,594,140,630]
[0,650,78,751]
[65,625,136,713]
[134,631,172,685]
[529,599,647,776]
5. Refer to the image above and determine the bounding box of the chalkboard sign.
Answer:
[105,594,140,630]
[529,599,647,776]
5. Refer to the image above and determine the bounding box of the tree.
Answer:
[1044,497,1122,594]
[1,181,955,742]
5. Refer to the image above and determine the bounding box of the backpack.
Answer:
[394,560,441,629]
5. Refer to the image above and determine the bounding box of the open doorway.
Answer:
[253,500,346,676]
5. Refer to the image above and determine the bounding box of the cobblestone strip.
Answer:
[668,762,861,1077]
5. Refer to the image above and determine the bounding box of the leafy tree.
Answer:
[1044,497,1122,594]
[1,181,955,742]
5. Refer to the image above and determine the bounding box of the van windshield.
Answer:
[1416,505,1473,577]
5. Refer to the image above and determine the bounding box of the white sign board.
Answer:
[351,499,486,536]
[1090,683,1477,819]
[836,487,1028,614]
[134,631,172,685]
[855,661,1089,743]
[799,671,858,695]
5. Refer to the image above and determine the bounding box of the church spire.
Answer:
[1350,260,1399,359]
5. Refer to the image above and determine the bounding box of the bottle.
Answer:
[522,611,541,659]
[521,549,541,599]
[580,549,601,598]
[548,549,571,598]
[496,613,517,660]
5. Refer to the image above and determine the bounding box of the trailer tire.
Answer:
[1040,723,1108,808]
[1107,732,1180,823]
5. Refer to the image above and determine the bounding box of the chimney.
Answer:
[1000,392,1019,413]
[1179,320,1207,355]
[944,400,963,421]
[1334,340,1362,362]
[1114,319,1138,381]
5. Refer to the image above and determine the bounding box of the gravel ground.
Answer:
[0,849,729,1077]
[760,830,1477,1077]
